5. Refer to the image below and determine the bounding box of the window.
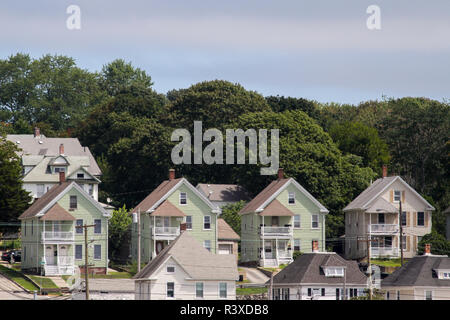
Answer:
[442,272,450,279]
[70,196,77,209]
[167,266,175,273]
[394,190,401,202]
[401,236,407,250]
[54,167,66,173]
[325,267,344,277]
[397,290,400,300]
[294,239,301,251]
[378,213,385,224]
[77,173,84,179]
[386,291,390,300]
[204,216,211,230]
[167,282,175,298]
[37,184,45,198]
[186,216,192,229]
[311,215,319,229]
[94,245,101,260]
[401,211,407,226]
[336,288,340,300]
[417,212,425,226]
[288,192,295,204]
[179,192,187,205]
[308,288,312,296]
[87,184,93,197]
[94,219,101,234]
[75,245,82,260]
[219,283,227,298]
[293,215,301,228]
[196,283,204,298]
[425,290,433,300]
[76,219,83,234]
[272,288,281,300]
[321,288,325,296]
[204,240,211,252]
[282,288,290,300]
[349,288,358,298]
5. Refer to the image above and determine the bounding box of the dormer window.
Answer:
[77,173,84,179]
[437,270,450,279]
[394,190,401,202]
[324,267,344,277]
[54,167,66,173]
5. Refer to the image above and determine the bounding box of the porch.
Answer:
[149,201,185,241]
[43,243,75,276]
[259,239,293,267]
[370,235,399,258]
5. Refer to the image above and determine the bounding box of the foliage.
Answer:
[0,135,31,231]
[220,201,246,235]
[236,286,268,295]
[266,95,319,119]
[293,251,303,260]
[108,205,132,262]
[417,232,450,256]
[351,288,385,300]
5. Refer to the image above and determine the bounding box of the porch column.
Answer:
[261,216,265,262]
[152,216,156,259]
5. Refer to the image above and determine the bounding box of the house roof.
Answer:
[134,231,238,281]
[217,218,240,240]
[382,255,450,288]
[196,184,250,202]
[443,206,450,214]
[239,178,328,215]
[150,200,186,217]
[270,252,368,285]
[39,203,76,221]
[365,197,398,214]
[259,199,294,216]
[6,134,101,175]
[344,176,435,212]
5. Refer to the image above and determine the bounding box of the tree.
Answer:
[108,205,132,263]
[266,95,318,119]
[329,121,390,174]
[0,134,31,232]
[221,201,246,235]
[417,232,450,256]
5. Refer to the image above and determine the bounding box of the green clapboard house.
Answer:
[19,174,111,275]
[240,169,329,268]
[131,169,221,263]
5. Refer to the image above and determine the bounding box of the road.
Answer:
[240,267,270,284]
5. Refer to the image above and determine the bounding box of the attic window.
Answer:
[54,167,66,173]
[288,192,295,204]
[394,190,401,202]
[440,271,450,279]
[180,192,187,205]
[77,173,84,179]
[324,267,344,277]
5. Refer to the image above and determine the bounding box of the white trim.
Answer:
[179,192,187,206]
[66,166,101,183]
[311,214,319,229]
[218,282,228,299]
[257,178,329,214]
[203,215,212,230]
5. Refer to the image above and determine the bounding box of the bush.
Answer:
[293,251,303,260]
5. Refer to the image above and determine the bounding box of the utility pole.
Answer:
[137,208,141,273]
[269,272,273,300]
[76,224,95,300]
[358,235,378,300]
[399,200,404,266]
[343,266,347,300]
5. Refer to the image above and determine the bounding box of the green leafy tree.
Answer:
[221,200,246,235]
[108,205,132,263]
[0,134,31,232]
[266,95,319,119]
[417,232,450,256]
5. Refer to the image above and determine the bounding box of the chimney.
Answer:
[312,240,319,253]
[59,144,64,155]
[59,171,65,184]
[424,243,431,255]
[277,168,284,180]
[169,168,175,180]
[180,223,187,233]
[382,165,388,178]
[34,127,40,138]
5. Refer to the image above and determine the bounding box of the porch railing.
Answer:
[370,246,399,257]
[261,226,293,237]
[368,224,398,234]
[153,227,180,237]
[42,231,74,241]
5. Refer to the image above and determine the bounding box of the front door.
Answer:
[271,216,279,227]
[156,241,165,255]
[264,241,273,259]
[45,245,55,265]
[59,245,68,265]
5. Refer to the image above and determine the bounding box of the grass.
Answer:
[0,265,39,292]
[0,240,21,250]
[28,276,59,289]
[371,258,404,267]
[236,287,268,295]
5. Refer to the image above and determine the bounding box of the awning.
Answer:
[40,203,76,221]
[150,200,186,217]
[259,199,295,216]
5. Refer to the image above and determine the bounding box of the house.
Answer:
[19,172,111,275]
[217,218,240,260]
[130,169,221,263]
[6,127,102,201]
[134,229,238,300]
[444,206,450,241]
[196,184,250,208]
[239,168,329,267]
[344,166,435,260]
[72,279,135,300]
[268,241,369,300]
[382,244,450,300]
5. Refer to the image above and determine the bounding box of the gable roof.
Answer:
[443,206,450,214]
[217,218,240,240]
[382,255,450,287]
[40,203,76,221]
[66,166,101,183]
[150,200,186,217]
[196,184,251,202]
[18,181,110,220]
[239,178,328,215]
[271,252,368,285]
[131,178,220,214]
[365,197,398,214]
[133,231,238,281]
[344,176,435,212]
[259,199,294,216]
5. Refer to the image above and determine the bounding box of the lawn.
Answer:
[236,286,268,295]
[371,258,404,267]
[28,276,59,289]
[0,265,39,292]
[62,271,133,281]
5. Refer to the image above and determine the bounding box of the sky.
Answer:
[1,0,449,104]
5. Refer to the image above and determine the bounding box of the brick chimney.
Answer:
[169,168,175,180]
[424,243,431,255]
[277,168,284,180]
[312,240,319,253]
[59,143,64,155]
[382,165,388,178]
[59,171,65,184]
[34,127,40,138]
[180,223,187,233]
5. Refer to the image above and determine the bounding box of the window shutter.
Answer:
[390,190,393,203]
[394,236,398,247]
[413,212,417,227]
[401,191,405,203]
[413,236,417,253]
[406,212,410,227]
[406,236,410,252]
[424,212,429,228]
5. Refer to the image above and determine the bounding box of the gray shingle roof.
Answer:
[134,231,238,281]
[196,184,251,202]
[381,255,450,287]
[344,176,396,211]
[271,253,368,285]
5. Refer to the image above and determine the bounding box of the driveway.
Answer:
[240,267,269,284]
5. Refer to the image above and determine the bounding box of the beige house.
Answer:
[217,218,240,261]
[344,170,435,260]
[382,245,450,300]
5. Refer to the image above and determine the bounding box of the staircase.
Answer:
[262,259,278,267]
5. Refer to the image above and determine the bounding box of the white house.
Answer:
[134,229,238,300]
